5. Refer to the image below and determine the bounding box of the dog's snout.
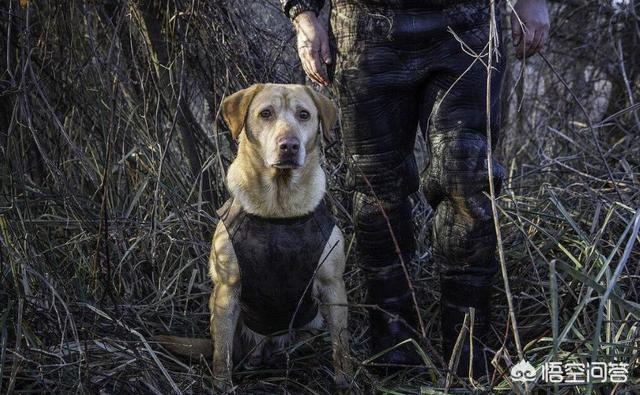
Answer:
[278,137,300,154]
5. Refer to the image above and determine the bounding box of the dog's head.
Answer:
[221,83,337,169]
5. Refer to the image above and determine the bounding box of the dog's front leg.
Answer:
[321,277,352,388]
[316,228,353,389]
[209,222,241,391]
[210,282,240,390]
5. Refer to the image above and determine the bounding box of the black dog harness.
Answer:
[217,198,335,335]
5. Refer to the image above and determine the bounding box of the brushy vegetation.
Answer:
[1,0,638,393]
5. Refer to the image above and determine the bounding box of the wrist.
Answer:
[293,11,318,26]
[293,11,319,34]
[290,5,318,23]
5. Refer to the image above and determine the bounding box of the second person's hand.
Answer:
[511,0,550,60]
[293,11,332,86]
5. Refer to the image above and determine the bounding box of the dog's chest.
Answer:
[217,198,335,335]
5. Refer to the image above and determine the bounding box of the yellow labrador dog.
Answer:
[157,84,351,390]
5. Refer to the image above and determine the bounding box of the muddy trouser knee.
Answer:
[416,10,505,378]
[426,130,504,377]
[329,0,504,369]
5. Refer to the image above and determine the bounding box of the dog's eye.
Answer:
[298,110,310,120]
[259,109,272,119]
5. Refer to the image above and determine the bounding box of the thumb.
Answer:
[320,34,332,64]
[511,16,523,47]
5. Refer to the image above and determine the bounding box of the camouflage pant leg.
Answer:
[329,1,426,350]
[330,0,504,281]
[328,1,505,359]
[414,2,505,373]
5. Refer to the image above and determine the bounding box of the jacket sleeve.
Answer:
[280,0,325,20]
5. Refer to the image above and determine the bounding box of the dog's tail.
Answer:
[153,335,212,358]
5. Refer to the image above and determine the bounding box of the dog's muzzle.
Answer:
[272,136,301,169]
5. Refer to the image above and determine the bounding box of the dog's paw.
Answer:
[213,376,233,393]
[333,369,353,392]
[334,362,353,392]
[213,367,233,393]
[332,352,354,391]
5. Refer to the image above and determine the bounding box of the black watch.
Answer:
[287,1,320,21]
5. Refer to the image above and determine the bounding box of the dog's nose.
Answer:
[278,137,300,154]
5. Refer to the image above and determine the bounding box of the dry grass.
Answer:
[1,0,639,393]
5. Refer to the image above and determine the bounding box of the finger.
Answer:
[299,50,312,78]
[304,48,327,85]
[515,41,524,59]
[527,28,543,56]
[539,28,550,53]
[305,59,323,86]
[517,25,534,60]
[301,54,320,85]
[515,33,527,59]
[523,25,535,54]
[307,59,325,86]
[532,24,549,56]
[511,15,523,48]
[301,49,324,85]
[310,52,329,85]
[535,28,546,55]
[311,66,327,86]
[320,35,332,64]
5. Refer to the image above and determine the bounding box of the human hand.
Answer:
[293,11,331,86]
[511,0,550,59]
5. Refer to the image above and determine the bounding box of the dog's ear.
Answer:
[221,84,264,140]
[304,87,338,139]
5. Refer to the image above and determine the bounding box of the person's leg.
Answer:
[419,4,505,378]
[329,1,423,366]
